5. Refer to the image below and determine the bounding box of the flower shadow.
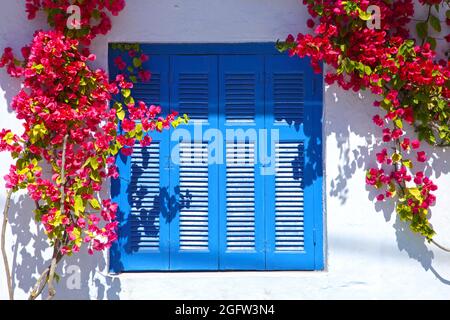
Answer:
[325,79,450,285]
[8,194,121,300]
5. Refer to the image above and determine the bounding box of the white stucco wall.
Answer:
[1,0,450,300]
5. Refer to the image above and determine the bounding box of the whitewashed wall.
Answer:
[1,0,450,300]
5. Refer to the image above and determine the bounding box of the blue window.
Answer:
[109,44,323,272]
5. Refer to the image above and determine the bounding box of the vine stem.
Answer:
[28,252,64,300]
[28,267,50,300]
[420,5,433,47]
[430,239,450,253]
[45,240,60,300]
[46,134,69,300]
[1,189,14,300]
[29,134,69,300]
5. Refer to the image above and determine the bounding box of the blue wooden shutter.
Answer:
[110,55,171,272]
[264,55,323,270]
[218,55,265,270]
[169,55,220,270]
[110,44,324,272]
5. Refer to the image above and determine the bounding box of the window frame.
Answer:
[108,43,324,273]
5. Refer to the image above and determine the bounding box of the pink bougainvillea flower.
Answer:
[417,151,427,163]
[411,140,421,149]
[121,147,133,156]
[121,119,136,132]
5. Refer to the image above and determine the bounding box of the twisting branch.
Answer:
[430,239,450,253]
[46,240,60,300]
[28,252,64,300]
[46,134,69,300]
[28,134,69,300]
[420,5,433,47]
[28,267,49,300]
[1,189,14,300]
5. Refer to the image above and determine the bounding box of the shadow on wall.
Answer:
[8,194,121,300]
[0,69,21,113]
[325,81,450,285]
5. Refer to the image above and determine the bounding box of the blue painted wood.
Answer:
[110,55,171,272]
[264,55,323,270]
[169,55,220,270]
[311,69,324,270]
[109,43,324,272]
[115,43,288,55]
[218,55,266,270]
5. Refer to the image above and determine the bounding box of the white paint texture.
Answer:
[1,0,450,300]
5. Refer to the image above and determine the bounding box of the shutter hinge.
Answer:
[313,229,317,246]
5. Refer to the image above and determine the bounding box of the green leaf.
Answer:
[416,22,428,39]
[429,14,441,32]
[109,142,120,156]
[74,195,85,216]
[91,9,101,20]
[133,57,142,68]
[88,198,101,210]
[394,118,403,129]
[90,170,100,182]
[426,37,437,50]
[357,8,372,21]
[121,89,131,98]
[392,153,402,163]
[90,157,99,170]
[446,10,450,20]
[275,39,297,53]
[402,160,413,169]
[124,96,135,107]
[117,109,126,120]
[32,63,44,73]
[3,132,15,145]
[408,188,422,201]
[397,203,412,221]
[404,39,415,48]
[135,123,143,140]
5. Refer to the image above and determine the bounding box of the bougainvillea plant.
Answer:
[278,1,449,242]
[0,1,187,300]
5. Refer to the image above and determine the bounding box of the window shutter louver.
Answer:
[169,55,220,270]
[178,141,210,252]
[273,73,304,125]
[110,55,170,272]
[110,45,323,272]
[218,55,265,270]
[274,141,305,252]
[131,73,161,106]
[264,55,322,270]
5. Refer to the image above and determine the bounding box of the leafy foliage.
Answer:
[279,0,449,240]
[0,1,187,257]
